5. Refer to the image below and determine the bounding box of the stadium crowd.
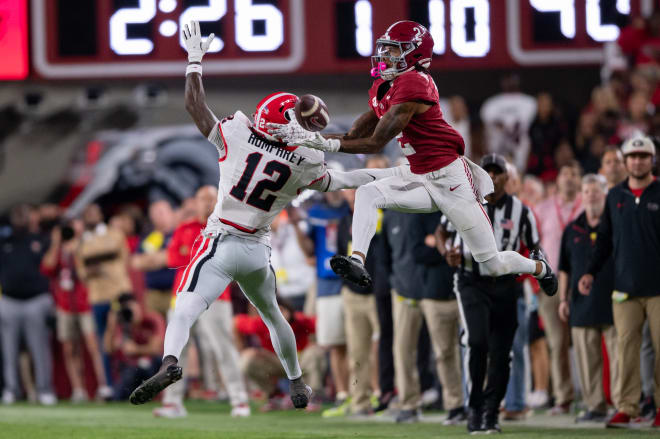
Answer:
[1,10,660,432]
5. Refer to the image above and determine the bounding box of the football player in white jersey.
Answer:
[129,21,401,409]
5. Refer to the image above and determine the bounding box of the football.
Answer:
[294,94,329,132]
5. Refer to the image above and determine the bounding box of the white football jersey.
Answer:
[204,111,328,244]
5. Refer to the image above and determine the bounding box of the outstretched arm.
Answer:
[269,102,431,154]
[270,101,430,154]
[324,110,379,141]
[185,72,216,137]
[182,21,217,137]
[337,102,421,154]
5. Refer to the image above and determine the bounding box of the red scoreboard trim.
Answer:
[0,0,29,80]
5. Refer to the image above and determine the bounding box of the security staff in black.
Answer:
[437,154,541,434]
[579,136,660,427]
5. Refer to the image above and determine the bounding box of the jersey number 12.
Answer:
[230,152,292,211]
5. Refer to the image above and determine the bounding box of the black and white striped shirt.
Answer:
[442,194,539,277]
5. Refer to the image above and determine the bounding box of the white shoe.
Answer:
[38,393,58,406]
[96,385,113,401]
[421,388,439,407]
[71,388,88,404]
[231,403,251,417]
[2,390,15,405]
[528,390,549,409]
[153,403,188,418]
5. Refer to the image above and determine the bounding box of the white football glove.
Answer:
[182,20,215,63]
[268,119,340,153]
[267,118,314,143]
[297,132,341,152]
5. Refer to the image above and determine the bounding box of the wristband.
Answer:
[186,64,202,76]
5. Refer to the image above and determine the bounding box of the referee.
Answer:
[437,154,542,434]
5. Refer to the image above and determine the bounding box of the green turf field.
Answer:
[0,402,656,439]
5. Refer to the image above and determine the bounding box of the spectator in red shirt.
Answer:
[236,299,324,411]
[41,219,112,402]
[618,12,660,69]
[104,293,165,400]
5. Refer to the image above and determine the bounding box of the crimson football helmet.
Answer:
[252,92,298,142]
[371,21,434,80]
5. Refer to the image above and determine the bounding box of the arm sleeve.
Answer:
[586,198,614,275]
[558,227,571,274]
[409,215,444,265]
[520,205,541,250]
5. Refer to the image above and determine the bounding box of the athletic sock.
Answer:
[257,303,302,380]
[534,261,547,279]
[163,292,208,360]
[350,185,386,261]
[350,253,365,265]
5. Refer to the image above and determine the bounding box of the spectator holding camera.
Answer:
[558,174,618,423]
[75,203,132,387]
[41,219,112,402]
[104,293,165,400]
[580,135,660,428]
[0,204,56,405]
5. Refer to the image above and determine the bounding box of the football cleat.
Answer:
[530,249,558,297]
[330,255,372,288]
[289,378,313,409]
[129,356,182,405]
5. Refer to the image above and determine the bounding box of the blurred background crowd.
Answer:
[0,2,659,428]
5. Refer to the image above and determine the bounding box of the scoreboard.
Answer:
[13,0,655,79]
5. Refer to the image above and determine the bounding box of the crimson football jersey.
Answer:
[368,70,464,174]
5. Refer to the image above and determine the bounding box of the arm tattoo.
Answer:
[338,102,416,154]
[184,72,217,138]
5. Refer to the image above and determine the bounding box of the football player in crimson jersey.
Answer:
[129,21,402,410]
[271,20,558,296]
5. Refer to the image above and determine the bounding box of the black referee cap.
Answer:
[480,153,507,173]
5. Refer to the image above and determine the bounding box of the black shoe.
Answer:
[443,406,467,425]
[575,410,607,423]
[395,408,420,423]
[468,407,484,434]
[289,377,312,409]
[530,249,558,296]
[330,255,372,288]
[483,411,501,434]
[129,356,182,405]
[641,395,656,420]
[373,391,394,413]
